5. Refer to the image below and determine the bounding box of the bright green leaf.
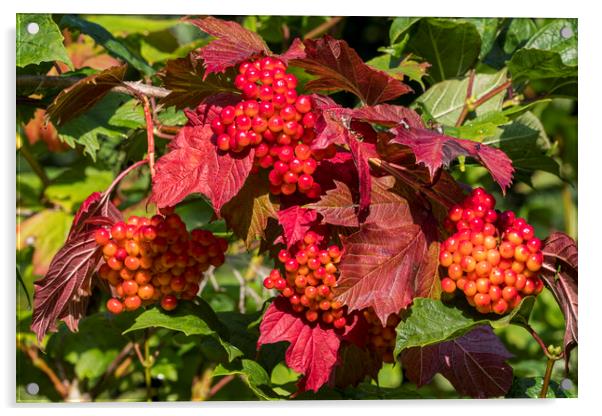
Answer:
[504,18,538,54]
[394,297,535,356]
[506,377,575,398]
[44,166,113,212]
[83,15,180,36]
[389,17,421,44]
[214,359,282,400]
[406,18,481,82]
[16,14,73,70]
[525,19,577,66]
[462,18,501,59]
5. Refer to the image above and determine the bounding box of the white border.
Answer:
[3,1,601,415]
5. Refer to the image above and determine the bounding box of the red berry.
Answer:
[295,95,312,113]
[220,106,236,124]
[297,174,314,191]
[441,277,456,293]
[107,298,124,314]
[124,295,142,311]
[333,317,347,329]
[268,115,284,132]
[302,158,317,175]
[258,101,275,118]
[161,295,178,311]
[302,112,316,128]
[94,228,110,246]
[278,146,294,162]
[111,222,127,240]
[211,117,225,135]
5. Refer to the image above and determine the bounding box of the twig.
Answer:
[232,269,247,313]
[154,130,176,140]
[540,357,556,398]
[142,96,156,178]
[208,375,235,398]
[17,75,171,99]
[18,140,50,189]
[455,69,476,127]
[105,159,149,196]
[303,17,344,40]
[143,330,152,402]
[18,342,68,399]
[455,78,512,127]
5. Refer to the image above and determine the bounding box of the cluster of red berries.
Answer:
[210,56,327,198]
[363,309,400,364]
[95,212,227,314]
[439,188,544,315]
[263,230,349,328]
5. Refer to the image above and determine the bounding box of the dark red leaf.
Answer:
[47,64,127,125]
[276,206,319,249]
[258,297,341,392]
[352,104,424,128]
[68,192,122,239]
[347,134,375,217]
[278,38,306,63]
[151,124,255,214]
[402,326,513,398]
[187,16,270,76]
[158,55,239,110]
[31,220,113,344]
[291,36,411,105]
[335,221,436,323]
[391,125,515,193]
[307,176,412,228]
[541,232,578,369]
[330,344,381,388]
[184,93,242,127]
[312,151,357,194]
[312,105,352,151]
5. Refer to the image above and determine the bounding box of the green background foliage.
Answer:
[16,14,577,401]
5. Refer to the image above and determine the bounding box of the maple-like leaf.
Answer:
[335,220,436,324]
[401,326,513,398]
[151,124,255,214]
[307,176,411,228]
[31,219,113,344]
[221,173,279,249]
[257,297,341,392]
[276,206,319,249]
[47,64,127,126]
[390,125,515,193]
[278,38,306,63]
[347,134,375,217]
[352,104,424,128]
[312,151,357,194]
[158,55,239,110]
[187,16,270,76]
[68,191,122,239]
[541,232,578,370]
[291,36,411,105]
[184,94,242,127]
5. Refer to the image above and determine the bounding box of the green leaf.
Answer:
[74,348,118,381]
[506,376,575,398]
[508,49,577,80]
[16,14,73,70]
[504,18,538,54]
[483,112,560,178]
[406,18,481,82]
[214,359,282,400]
[16,267,31,308]
[57,93,129,161]
[525,19,577,66]
[44,166,113,212]
[83,15,180,36]
[462,18,501,59]
[367,54,430,90]
[61,14,154,76]
[123,301,227,337]
[108,99,146,129]
[416,68,508,125]
[394,297,535,356]
[389,17,421,44]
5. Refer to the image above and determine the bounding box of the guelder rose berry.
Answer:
[438,187,545,315]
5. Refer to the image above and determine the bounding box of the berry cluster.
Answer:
[363,309,400,364]
[95,213,227,314]
[439,188,544,315]
[263,230,349,328]
[210,56,327,198]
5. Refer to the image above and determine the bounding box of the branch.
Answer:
[17,75,171,99]
[455,76,512,127]
[303,17,344,40]
[18,341,68,399]
[142,96,156,177]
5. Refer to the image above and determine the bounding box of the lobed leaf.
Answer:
[394,297,535,356]
[276,206,319,249]
[158,54,239,110]
[187,16,270,76]
[541,232,578,369]
[390,125,515,193]
[291,36,411,105]
[221,174,280,249]
[401,326,513,398]
[352,104,424,129]
[214,359,282,400]
[16,14,73,70]
[257,297,342,393]
[47,65,127,126]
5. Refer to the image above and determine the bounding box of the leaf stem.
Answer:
[208,374,235,398]
[455,77,512,127]
[104,159,149,197]
[540,357,556,398]
[142,96,156,178]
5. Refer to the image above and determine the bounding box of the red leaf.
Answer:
[184,93,242,127]
[31,221,112,344]
[541,232,578,369]
[68,192,122,239]
[347,134,375,217]
[335,221,436,323]
[312,151,357,194]
[312,105,351,151]
[401,326,513,398]
[307,176,412,228]
[278,38,306,63]
[292,36,411,105]
[187,16,270,76]
[276,206,319,249]
[352,104,424,128]
[151,124,255,214]
[258,297,341,392]
[391,125,515,193]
